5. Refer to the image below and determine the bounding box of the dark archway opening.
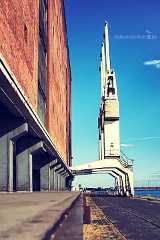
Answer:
[0,101,24,192]
[32,155,41,191]
[32,152,51,191]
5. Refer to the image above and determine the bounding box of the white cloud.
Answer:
[145,29,152,34]
[151,174,160,179]
[121,144,135,148]
[132,136,160,141]
[144,60,160,69]
[152,171,160,176]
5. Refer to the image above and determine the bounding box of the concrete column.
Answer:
[49,161,62,191]
[63,176,66,190]
[60,176,63,190]
[61,176,65,190]
[40,163,50,191]
[57,167,66,191]
[62,173,69,189]
[57,173,63,191]
[57,173,60,190]
[60,175,63,190]
[0,123,28,191]
[57,168,65,191]
[50,168,54,190]
[16,141,45,191]
[55,171,58,190]
[54,164,62,191]
[59,174,61,190]
[59,172,65,190]
[52,170,56,190]
[60,169,67,190]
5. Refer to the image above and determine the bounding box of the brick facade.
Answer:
[0,0,72,165]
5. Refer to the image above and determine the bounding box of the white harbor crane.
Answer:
[71,22,134,196]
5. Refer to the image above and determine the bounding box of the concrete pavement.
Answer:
[92,196,160,240]
[0,191,80,240]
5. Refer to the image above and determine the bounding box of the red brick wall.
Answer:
[0,0,39,111]
[0,0,72,165]
[47,0,71,164]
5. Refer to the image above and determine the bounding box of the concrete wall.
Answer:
[0,0,72,166]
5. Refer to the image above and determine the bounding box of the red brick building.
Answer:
[0,0,72,192]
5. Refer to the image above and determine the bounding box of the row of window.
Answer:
[38,0,47,125]
[37,0,71,164]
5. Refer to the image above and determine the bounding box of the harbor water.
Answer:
[135,189,160,199]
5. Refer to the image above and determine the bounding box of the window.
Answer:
[24,24,28,43]
[38,0,48,125]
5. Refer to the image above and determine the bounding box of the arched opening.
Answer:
[72,173,115,191]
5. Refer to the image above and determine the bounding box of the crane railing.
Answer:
[120,150,134,169]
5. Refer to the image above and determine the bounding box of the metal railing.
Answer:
[120,150,134,168]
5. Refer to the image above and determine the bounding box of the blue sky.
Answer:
[64,0,160,187]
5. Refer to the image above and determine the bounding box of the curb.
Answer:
[42,192,81,240]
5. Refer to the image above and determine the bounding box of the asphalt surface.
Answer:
[0,191,80,240]
[92,196,160,240]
